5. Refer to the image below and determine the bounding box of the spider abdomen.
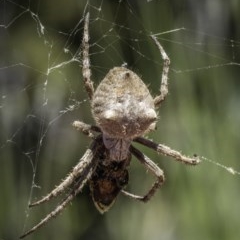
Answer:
[92,67,157,139]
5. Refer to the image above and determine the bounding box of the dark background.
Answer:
[1,0,240,240]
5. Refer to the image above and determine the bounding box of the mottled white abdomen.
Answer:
[92,67,157,160]
[92,67,157,138]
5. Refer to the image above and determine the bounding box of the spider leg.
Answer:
[121,145,165,203]
[30,137,100,207]
[82,12,94,100]
[150,35,170,108]
[72,120,101,138]
[20,167,94,239]
[134,137,201,165]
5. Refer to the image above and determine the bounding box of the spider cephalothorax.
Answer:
[20,12,200,239]
[89,141,131,213]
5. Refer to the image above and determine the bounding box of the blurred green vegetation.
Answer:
[1,0,240,240]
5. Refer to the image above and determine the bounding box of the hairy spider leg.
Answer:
[150,35,170,108]
[29,138,100,207]
[134,137,200,165]
[72,120,101,138]
[82,12,94,100]
[20,165,95,239]
[121,145,165,202]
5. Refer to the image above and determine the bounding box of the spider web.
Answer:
[1,0,240,240]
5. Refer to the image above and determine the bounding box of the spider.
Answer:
[20,12,200,239]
